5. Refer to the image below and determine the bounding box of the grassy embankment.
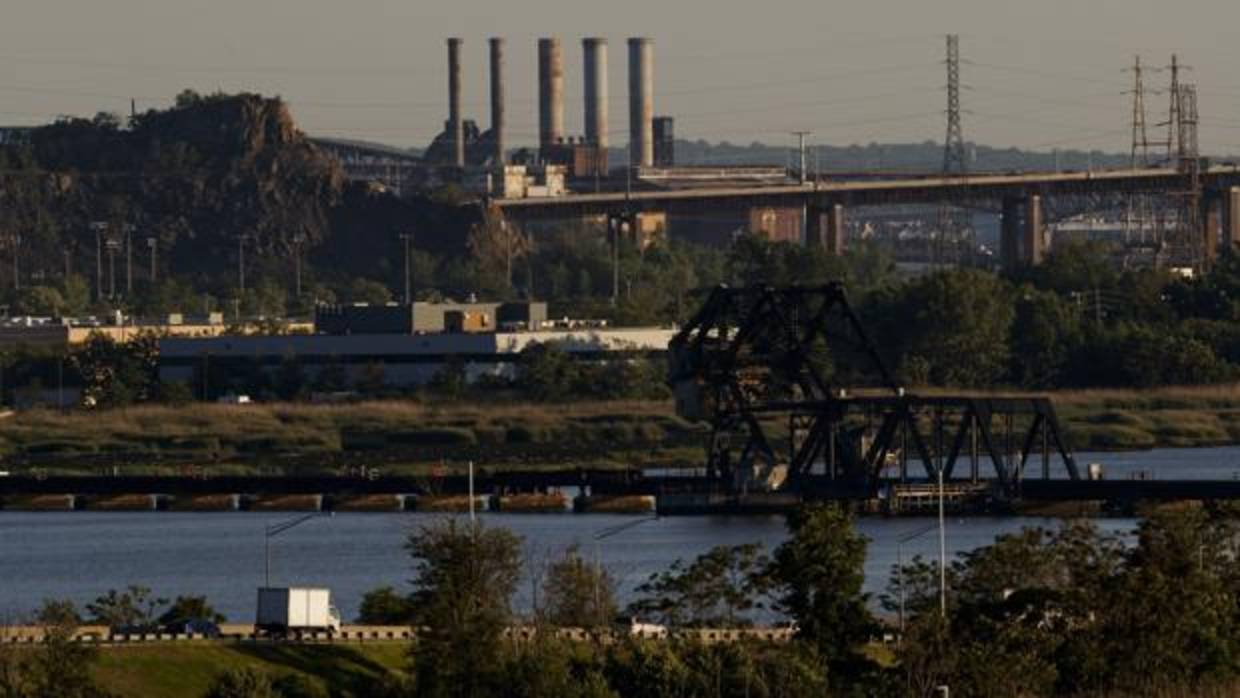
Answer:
[90,643,405,697]
[1054,384,1240,451]
[4,385,1240,476]
[0,400,704,476]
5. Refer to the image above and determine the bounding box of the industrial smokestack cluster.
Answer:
[443,36,656,170]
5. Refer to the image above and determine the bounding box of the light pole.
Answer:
[89,221,108,302]
[264,511,332,588]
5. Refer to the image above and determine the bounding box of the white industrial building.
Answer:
[158,328,676,388]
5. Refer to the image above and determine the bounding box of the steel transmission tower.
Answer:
[937,34,969,267]
[1164,55,1183,162]
[1126,56,1152,168]
[1177,84,1204,268]
[1123,56,1156,250]
[942,35,967,174]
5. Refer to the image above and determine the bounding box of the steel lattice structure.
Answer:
[668,284,1081,497]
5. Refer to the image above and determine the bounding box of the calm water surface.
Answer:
[1,445,1235,623]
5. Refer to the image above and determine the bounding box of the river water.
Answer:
[1,446,1237,624]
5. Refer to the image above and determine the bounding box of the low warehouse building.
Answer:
[157,327,675,390]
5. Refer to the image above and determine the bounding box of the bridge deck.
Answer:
[491,166,1240,214]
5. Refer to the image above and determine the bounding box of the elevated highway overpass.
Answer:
[488,166,1240,267]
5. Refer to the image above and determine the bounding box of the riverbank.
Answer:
[2,386,1240,474]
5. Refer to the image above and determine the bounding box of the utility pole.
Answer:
[399,232,412,304]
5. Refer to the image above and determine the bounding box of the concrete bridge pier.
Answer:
[1204,186,1240,258]
[1000,194,1046,270]
[806,203,846,254]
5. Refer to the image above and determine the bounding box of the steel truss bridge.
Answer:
[666,284,1080,499]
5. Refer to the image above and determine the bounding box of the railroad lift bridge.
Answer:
[667,283,1081,506]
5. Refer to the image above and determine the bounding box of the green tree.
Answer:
[1010,286,1080,388]
[407,519,523,698]
[542,545,617,628]
[872,269,1015,387]
[86,585,167,631]
[769,504,872,666]
[515,343,580,402]
[357,586,416,625]
[15,286,65,316]
[12,599,114,698]
[629,543,772,628]
[156,595,225,629]
[347,278,393,305]
[504,637,617,698]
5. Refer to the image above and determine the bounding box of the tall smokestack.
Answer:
[538,38,565,153]
[583,38,609,152]
[447,37,464,168]
[489,37,506,165]
[628,37,654,168]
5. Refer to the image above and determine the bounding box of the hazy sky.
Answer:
[2,0,1238,154]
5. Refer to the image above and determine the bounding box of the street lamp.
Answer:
[264,511,333,588]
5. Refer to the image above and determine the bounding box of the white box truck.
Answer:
[255,587,342,636]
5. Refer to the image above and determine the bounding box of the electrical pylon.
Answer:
[938,34,969,268]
